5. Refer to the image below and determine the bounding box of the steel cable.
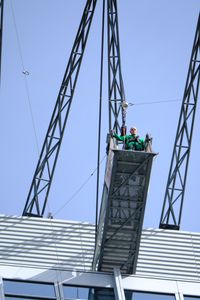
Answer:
[95,0,106,244]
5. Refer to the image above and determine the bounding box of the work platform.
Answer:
[93,139,156,274]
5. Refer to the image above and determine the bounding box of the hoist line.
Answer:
[95,0,106,244]
[47,154,106,276]
[23,0,98,217]
[10,1,24,68]
[48,212,66,283]
[53,154,106,218]
[0,0,4,84]
[132,98,182,106]
[10,0,40,155]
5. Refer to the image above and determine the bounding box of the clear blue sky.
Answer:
[0,0,199,231]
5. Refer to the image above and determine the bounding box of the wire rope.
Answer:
[10,1,63,284]
[95,0,106,244]
[48,1,106,271]
[130,98,182,106]
[10,0,40,155]
[53,154,106,218]
[0,0,4,84]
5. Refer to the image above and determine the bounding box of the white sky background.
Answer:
[0,0,199,231]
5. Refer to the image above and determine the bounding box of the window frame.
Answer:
[3,278,57,300]
[62,284,115,300]
[184,297,200,300]
[124,289,176,300]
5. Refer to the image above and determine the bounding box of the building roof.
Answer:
[0,215,199,281]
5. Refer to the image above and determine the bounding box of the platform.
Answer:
[92,139,156,274]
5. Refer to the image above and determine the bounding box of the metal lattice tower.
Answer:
[159,13,200,230]
[107,0,126,133]
[22,0,97,217]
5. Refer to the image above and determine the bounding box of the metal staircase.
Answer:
[93,139,156,274]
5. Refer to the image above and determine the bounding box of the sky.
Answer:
[0,0,200,232]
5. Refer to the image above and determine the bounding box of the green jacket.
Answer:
[113,133,145,151]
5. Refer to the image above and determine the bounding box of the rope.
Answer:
[10,1,62,284]
[0,0,4,84]
[130,98,182,106]
[95,0,105,244]
[10,0,40,155]
[53,155,106,218]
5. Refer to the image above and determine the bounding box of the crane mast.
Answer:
[107,0,126,133]
[22,0,97,217]
[159,14,200,230]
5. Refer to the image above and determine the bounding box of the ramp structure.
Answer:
[93,140,156,274]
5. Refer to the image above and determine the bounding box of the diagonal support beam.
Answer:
[22,0,98,217]
[159,13,200,230]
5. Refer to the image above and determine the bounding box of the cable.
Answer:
[53,155,106,218]
[129,98,182,106]
[95,0,105,244]
[10,0,40,155]
[0,0,4,84]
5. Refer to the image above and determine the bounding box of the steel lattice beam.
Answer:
[22,0,97,217]
[107,0,126,133]
[159,13,200,230]
[0,0,4,82]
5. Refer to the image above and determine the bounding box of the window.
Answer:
[63,285,115,300]
[184,297,200,300]
[125,291,176,300]
[3,279,56,300]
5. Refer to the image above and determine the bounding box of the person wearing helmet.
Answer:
[112,127,145,151]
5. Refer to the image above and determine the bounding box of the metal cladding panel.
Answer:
[0,215,95,271]
[0,216,199,282]
[136,229,200,281]
[93,149,156,274]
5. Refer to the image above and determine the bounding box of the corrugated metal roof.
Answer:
[0,215,199,281]
[137,228,200,281]
[0,215,95,271]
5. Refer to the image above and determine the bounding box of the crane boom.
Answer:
[159,13,200,230]
[22,0,97,217]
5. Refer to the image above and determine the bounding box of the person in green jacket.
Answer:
[112,127,145,151]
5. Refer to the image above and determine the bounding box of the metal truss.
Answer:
[107,0,126,133]
[0,0,4,81]
[159,14,200,230]
[100,154,153,273]
[22,0,97,217]
[93,145,156,274]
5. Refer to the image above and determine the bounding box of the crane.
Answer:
[159,13,200,230]
[0,0,198,277]
[20,1,198,261]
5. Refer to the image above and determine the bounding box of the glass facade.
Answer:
[125,291,176,300]
[63,285,115,300]
[2,279,200,300]
[3,279,56,300]
[184,298,200,300]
